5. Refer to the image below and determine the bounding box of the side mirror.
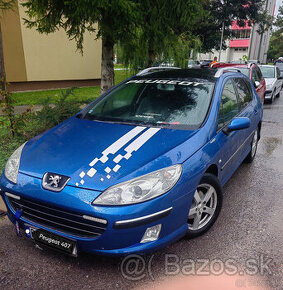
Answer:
[278,76,283,80]
[223,117,251,135]
[254,81,260,88]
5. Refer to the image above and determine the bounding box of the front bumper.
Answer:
[0,172,192,256]
[264,90,273,100]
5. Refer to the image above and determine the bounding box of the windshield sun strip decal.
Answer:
[126,79,202,86]
[76,127,161,186]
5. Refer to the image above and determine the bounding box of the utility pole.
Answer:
[218,0,225,62]
[219,21,225,62]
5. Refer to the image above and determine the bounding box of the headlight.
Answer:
[93,164,182,205]
[266,84,272,91]
[4,142,26,184]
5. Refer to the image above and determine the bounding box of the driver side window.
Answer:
[251,68,260,85]
[217,79,239,131]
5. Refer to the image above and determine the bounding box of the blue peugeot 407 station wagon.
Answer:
[0,68,262,256]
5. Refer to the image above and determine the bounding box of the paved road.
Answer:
[1,92,283,290]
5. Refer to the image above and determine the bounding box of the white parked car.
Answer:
[259,65,283,103]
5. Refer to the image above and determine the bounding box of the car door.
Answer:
[215,78,242,183]
[233,78,255,158]
[251,66,265,103]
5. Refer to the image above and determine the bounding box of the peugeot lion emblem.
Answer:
[42,172,70,192]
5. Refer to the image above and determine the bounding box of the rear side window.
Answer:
[251,68,261,84]
[255,66,263,81]
[234,78,252,109]
[217,79,239,130]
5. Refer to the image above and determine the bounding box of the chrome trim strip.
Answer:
[114,207,173,229]
[5,192,21,200]
[82,215,107,225]
[221,130,255,171]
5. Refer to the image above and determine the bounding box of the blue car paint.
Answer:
[0,72,263,256]
[228,117,251,131]
[19,120,200,191]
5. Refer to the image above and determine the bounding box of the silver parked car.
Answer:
[259,65,283,103]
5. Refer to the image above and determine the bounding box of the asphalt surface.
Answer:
[1,92,283,290]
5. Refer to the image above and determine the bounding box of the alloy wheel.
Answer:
[188,184,217,231]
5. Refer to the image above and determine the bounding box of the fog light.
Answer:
[140,224,162,243]
[24,226,32,238]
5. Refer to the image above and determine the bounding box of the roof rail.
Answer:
[214,67,242,78]
[136,66,181,76]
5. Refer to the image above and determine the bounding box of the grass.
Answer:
[114,63,127,69]
[11,70,133,106]
[12,86,101,106]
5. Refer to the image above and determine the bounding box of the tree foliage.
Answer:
[0,0,14,10]
[119,0,203,69]
[119,0,271,70]
[188,0,271,53]
[268,6,283,60]
[23,0,271,90]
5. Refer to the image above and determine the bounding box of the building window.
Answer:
[233,29,251,39]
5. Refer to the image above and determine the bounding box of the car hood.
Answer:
[265,78,276,88]
[19,117,204,191]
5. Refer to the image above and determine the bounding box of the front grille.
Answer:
[7,197,107,238]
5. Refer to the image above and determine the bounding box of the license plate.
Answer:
[31,228,77,255]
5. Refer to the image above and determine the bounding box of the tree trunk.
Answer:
[101,36,114,95]
[0,24,6,93]
[148,41,154,67]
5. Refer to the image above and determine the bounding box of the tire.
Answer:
[270,93,274,103]
[186,173,223,238]
[244,129,259,163]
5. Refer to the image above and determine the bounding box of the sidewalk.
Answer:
[0,197,7,212]
[0,104,86,116]
[0,105,43,116]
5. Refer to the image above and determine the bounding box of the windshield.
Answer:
[237,68,249,77]
[84,79,215,129]
[260,67,275,78]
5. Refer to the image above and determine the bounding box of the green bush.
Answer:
[0,88,82,174]
[34,88,81,132]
